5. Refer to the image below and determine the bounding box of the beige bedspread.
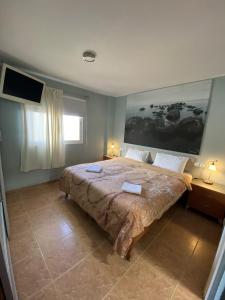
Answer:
[59,157,190,257]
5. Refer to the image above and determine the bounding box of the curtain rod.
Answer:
[64,94,86,103]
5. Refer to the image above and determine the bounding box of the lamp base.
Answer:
[203,179,213,185]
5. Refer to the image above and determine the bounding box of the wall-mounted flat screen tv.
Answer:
[0,64,45,104]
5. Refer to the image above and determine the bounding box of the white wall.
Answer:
[199,77,225,184]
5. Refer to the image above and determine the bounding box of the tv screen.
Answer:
[0,64,45,104]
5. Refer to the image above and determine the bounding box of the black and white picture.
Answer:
[124,80,212,155]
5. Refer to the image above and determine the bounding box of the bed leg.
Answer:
[125,247,132,261]
[65,193,69,200]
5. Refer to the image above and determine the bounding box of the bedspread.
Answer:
[59,157,190,257]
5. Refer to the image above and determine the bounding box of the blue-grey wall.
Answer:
[0,75,115,191]
[1,62,225,190]
[111,77,225,185]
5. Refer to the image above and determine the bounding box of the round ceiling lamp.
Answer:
[82,51,96,63]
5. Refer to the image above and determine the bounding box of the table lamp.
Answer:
[111,143,115,156]
[203,161,217,185]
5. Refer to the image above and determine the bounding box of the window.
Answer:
[63,115,83,144]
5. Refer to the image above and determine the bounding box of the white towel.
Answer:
[86,165,102,173]
[122,182,142,195]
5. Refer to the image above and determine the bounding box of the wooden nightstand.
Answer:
[103,155,113,160]
[187,179,225,224]
[103,155,118,160]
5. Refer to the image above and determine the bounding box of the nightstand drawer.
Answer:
[188,193,225,219]
[192,185,225,205]
[188,179,225,223]
[188,187,225,220]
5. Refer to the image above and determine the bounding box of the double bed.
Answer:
[59,157,191,258]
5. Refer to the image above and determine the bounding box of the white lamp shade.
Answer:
[208,164,216,171]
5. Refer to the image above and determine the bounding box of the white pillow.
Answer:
[125,149,149,162]
[153,152,189,173]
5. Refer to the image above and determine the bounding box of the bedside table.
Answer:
[103,155,118,160]
[187,179,225,224]
[103,155,113,160]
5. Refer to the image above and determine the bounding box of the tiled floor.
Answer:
[6,181,221,300]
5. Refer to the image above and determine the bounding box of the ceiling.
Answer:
[1,0,225,97]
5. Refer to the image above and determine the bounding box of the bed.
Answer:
[59,157,191,258]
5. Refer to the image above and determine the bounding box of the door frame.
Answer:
[204,224,225,300]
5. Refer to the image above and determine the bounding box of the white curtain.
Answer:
[21,87,65,172]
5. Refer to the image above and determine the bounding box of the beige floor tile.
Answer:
[129,205,175,259]
[177,268,208,299]
[55,260,112,300]
[41,231,95,279]
[172,286,203,300]
[190,239,217,270]
[104,293,126,300]
[28,205,66,230]
[7,183,221,300]
[29,284,59,300]
[22,194,54,212]
[39,181,60,193]
[7,200,26,220]
[159,221,198,257]
[131,219,166,259]
[52,205,88,229]
[34,184,63,202]
[172,206,221,243]
[34,220,73,246]
[55,198,91,222]
[74,217,107,242]
[55,241,129,300]
[172,238,218,300]
[200,220,222,245]
[53,194,72,210]
[90,240,130,279]
[73,221,107,250]
[18,185,44,200]
[62,205,108,245]
[9,230,39,264]
[9,214,32,238]
[178,242,216,297]
[105,256,175,300]
[6,191,22,203]
[13,248,51,299]
[43,188,65,200]
[141,239,188,282]
[171,207,206,233]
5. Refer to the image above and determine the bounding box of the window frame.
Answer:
[63,114,84,145]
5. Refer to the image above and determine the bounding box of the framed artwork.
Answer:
[124,80,212,155]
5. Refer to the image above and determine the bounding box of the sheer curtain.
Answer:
[21,87,65,172]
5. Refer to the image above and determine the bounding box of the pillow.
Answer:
[125,149,149,162]
[153,152,189,173]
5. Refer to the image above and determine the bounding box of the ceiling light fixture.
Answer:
[82,51,96,63]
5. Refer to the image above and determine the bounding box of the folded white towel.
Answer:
[122,182,142,195]
[86,165,102,173]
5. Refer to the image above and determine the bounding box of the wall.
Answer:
[1,64,225,189]
[112,77,225,185]
[105,95,115,154]
[0,74,114,191]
